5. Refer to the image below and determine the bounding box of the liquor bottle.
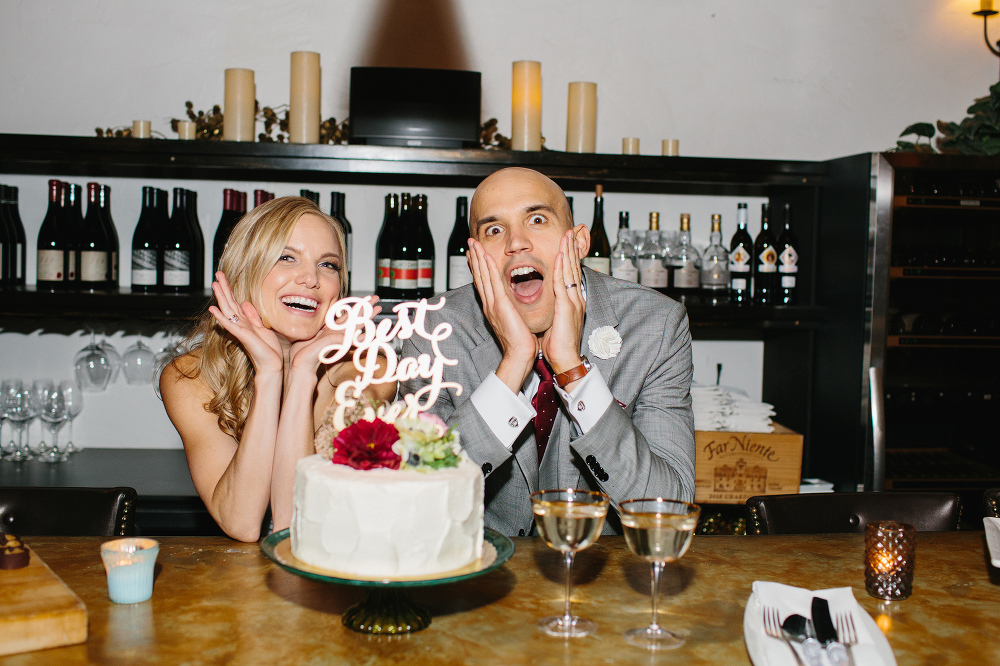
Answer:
[0,185,12,285]
[610,211,638,283]
[131,186,160,292]
[700,214,730,306]
[79,183,111,290]
[4,186,27,286]
[375,193,399,299]
[163,187,195,291]
[37,180,67,290]
[637,212,668,293]
[414,194,435,298]
[728,203,753,306]
[212,189,238,273]
[446,196,472,290]
[582,184,611,274]
[330,192,353,289]
[777,202,799,306]
[98,185,119,288]
[752,203,778,306]
[391,194,419,300]
[668,213,701,304]
[185,189,204,290]
[63,183,84,284]
[300,189,319,205]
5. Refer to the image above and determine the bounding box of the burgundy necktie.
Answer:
[531,357,558,464]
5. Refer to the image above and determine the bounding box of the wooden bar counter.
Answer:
[3,532,997,665]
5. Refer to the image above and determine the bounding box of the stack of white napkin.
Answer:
[691,384,775,433]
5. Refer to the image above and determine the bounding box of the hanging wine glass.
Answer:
[62,380,84,454]
[100,339,123,385]
[0,379,22,457]
[74,334,113,392]
[37,384,69,463]
[2,383,37,461]
[29,379,54,455]
[122,340,157,386]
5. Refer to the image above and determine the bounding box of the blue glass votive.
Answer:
[100,538,159,604]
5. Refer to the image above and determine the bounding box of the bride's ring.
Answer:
[566,283,578,289]
[229,314,239,323]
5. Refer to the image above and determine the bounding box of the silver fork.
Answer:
[835,612,859,666]
[762,605,805,666]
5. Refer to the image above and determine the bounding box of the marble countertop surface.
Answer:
[4,532,998,665]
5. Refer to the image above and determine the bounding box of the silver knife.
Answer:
[811,597,849,666]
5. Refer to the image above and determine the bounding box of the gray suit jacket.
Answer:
[399,268,695,537]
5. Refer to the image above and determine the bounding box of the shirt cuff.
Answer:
[469,372,536,451]
[555,366,614,434]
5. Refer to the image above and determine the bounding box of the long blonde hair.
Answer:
[179,196,347,441]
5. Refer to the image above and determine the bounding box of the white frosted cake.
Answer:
[291,453,485,578]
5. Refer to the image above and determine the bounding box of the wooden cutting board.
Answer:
[0,545,88,656]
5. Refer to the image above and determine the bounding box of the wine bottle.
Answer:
[79,183,111,290]
[163,188,194,291]
[582,184,611,274]
[185,189,204,290]
[64,183,84,284]
[414,194,435,299]
[330,192,353,290]
[37,179,67,290]
[98,185,119,288]
[300,189,319,205]
[375,193,399,299]
[0,185,12,286]
[391,194,419,300]
[637,212,668,293]
[213,189,238,273]
[254,189,274,207]
[752,203,778,306]
[729,203,753,307]
[777,202,799,305]
[668,213,701,304]
[446,196,472,290]
[700,214,729,306]
[131,186,159,292]
[610,211,639,283]
[5,186,27,286]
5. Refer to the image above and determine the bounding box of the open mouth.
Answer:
[509,266,544,302]
[280,295,318,313]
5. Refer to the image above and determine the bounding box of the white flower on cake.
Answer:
[588,325,622,360]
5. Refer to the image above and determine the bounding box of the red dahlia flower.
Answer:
[332,418,402,471]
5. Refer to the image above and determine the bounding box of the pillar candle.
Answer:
[565,82,597,153]
[289,51,321,144]
[176,121,197,140]
[662,139,679,156]
[622,137,640,155]
[511,61,542,151]
[132,120,151,139]
[224,68,256,142]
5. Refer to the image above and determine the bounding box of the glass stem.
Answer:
[649,561,664,631]
[67,416,74,444]
[563,551,575,624]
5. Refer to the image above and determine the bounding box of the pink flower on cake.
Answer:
[331,418,402,471]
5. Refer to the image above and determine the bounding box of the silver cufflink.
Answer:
[576,401,585,411]
[509,417,518,427]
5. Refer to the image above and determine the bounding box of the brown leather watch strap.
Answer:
[554,356,591,388]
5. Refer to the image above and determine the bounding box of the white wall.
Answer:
[1,0,992,447]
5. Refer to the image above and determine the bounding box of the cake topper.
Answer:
[318,297,462,431]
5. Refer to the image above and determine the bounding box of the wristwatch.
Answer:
[554,356,591,388]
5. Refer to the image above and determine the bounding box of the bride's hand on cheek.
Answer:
[210,272,284,375]
[288,296,383,375]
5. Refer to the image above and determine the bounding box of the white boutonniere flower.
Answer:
[588,326,622,360]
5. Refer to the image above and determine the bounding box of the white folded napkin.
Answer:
[747,581,891,666]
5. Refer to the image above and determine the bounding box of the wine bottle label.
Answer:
[391,259,418,289]
[418,259,433,288]
[675,261,700,289]
[80,250,108,282]
[448,255,473,290]
[376,259,391,287]
[781,276,797,288]
[638,258,668,288]
[37,249,64,281]
[757,245,777,272]
[131,249,157,285]
[581,256,611,274]
[66,252,76,281]
[778,246,799,273]
[730,246,751,272]
[700,260,728,287]
[163,250,191,286]
[731,277,748,290]
[611,257,638,283]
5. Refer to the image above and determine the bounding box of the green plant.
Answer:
[897,81,1000,156]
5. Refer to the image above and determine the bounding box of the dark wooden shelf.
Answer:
[888,334,1000,348]
[889,266,1000,279]
[0,133,827,196]
[893,195,1000,209]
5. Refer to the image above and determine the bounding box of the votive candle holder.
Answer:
[864,521,914,600]
[101,538,159,604]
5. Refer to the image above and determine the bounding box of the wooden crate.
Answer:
[694,424,803,505]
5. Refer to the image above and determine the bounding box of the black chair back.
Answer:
[985,488,1000,519]
[745,492,961,535]
[0,487,137,536]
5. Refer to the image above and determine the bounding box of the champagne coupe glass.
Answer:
[122,340,157,386]
[530,489,610,638]
[2,383,37,461]
[74,334,113,392]
[37,384,69,463]
[29,379,54,455]
[61,380,84,454]
[621,499,701,650]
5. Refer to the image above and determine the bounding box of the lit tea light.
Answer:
[101,538,160,604]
